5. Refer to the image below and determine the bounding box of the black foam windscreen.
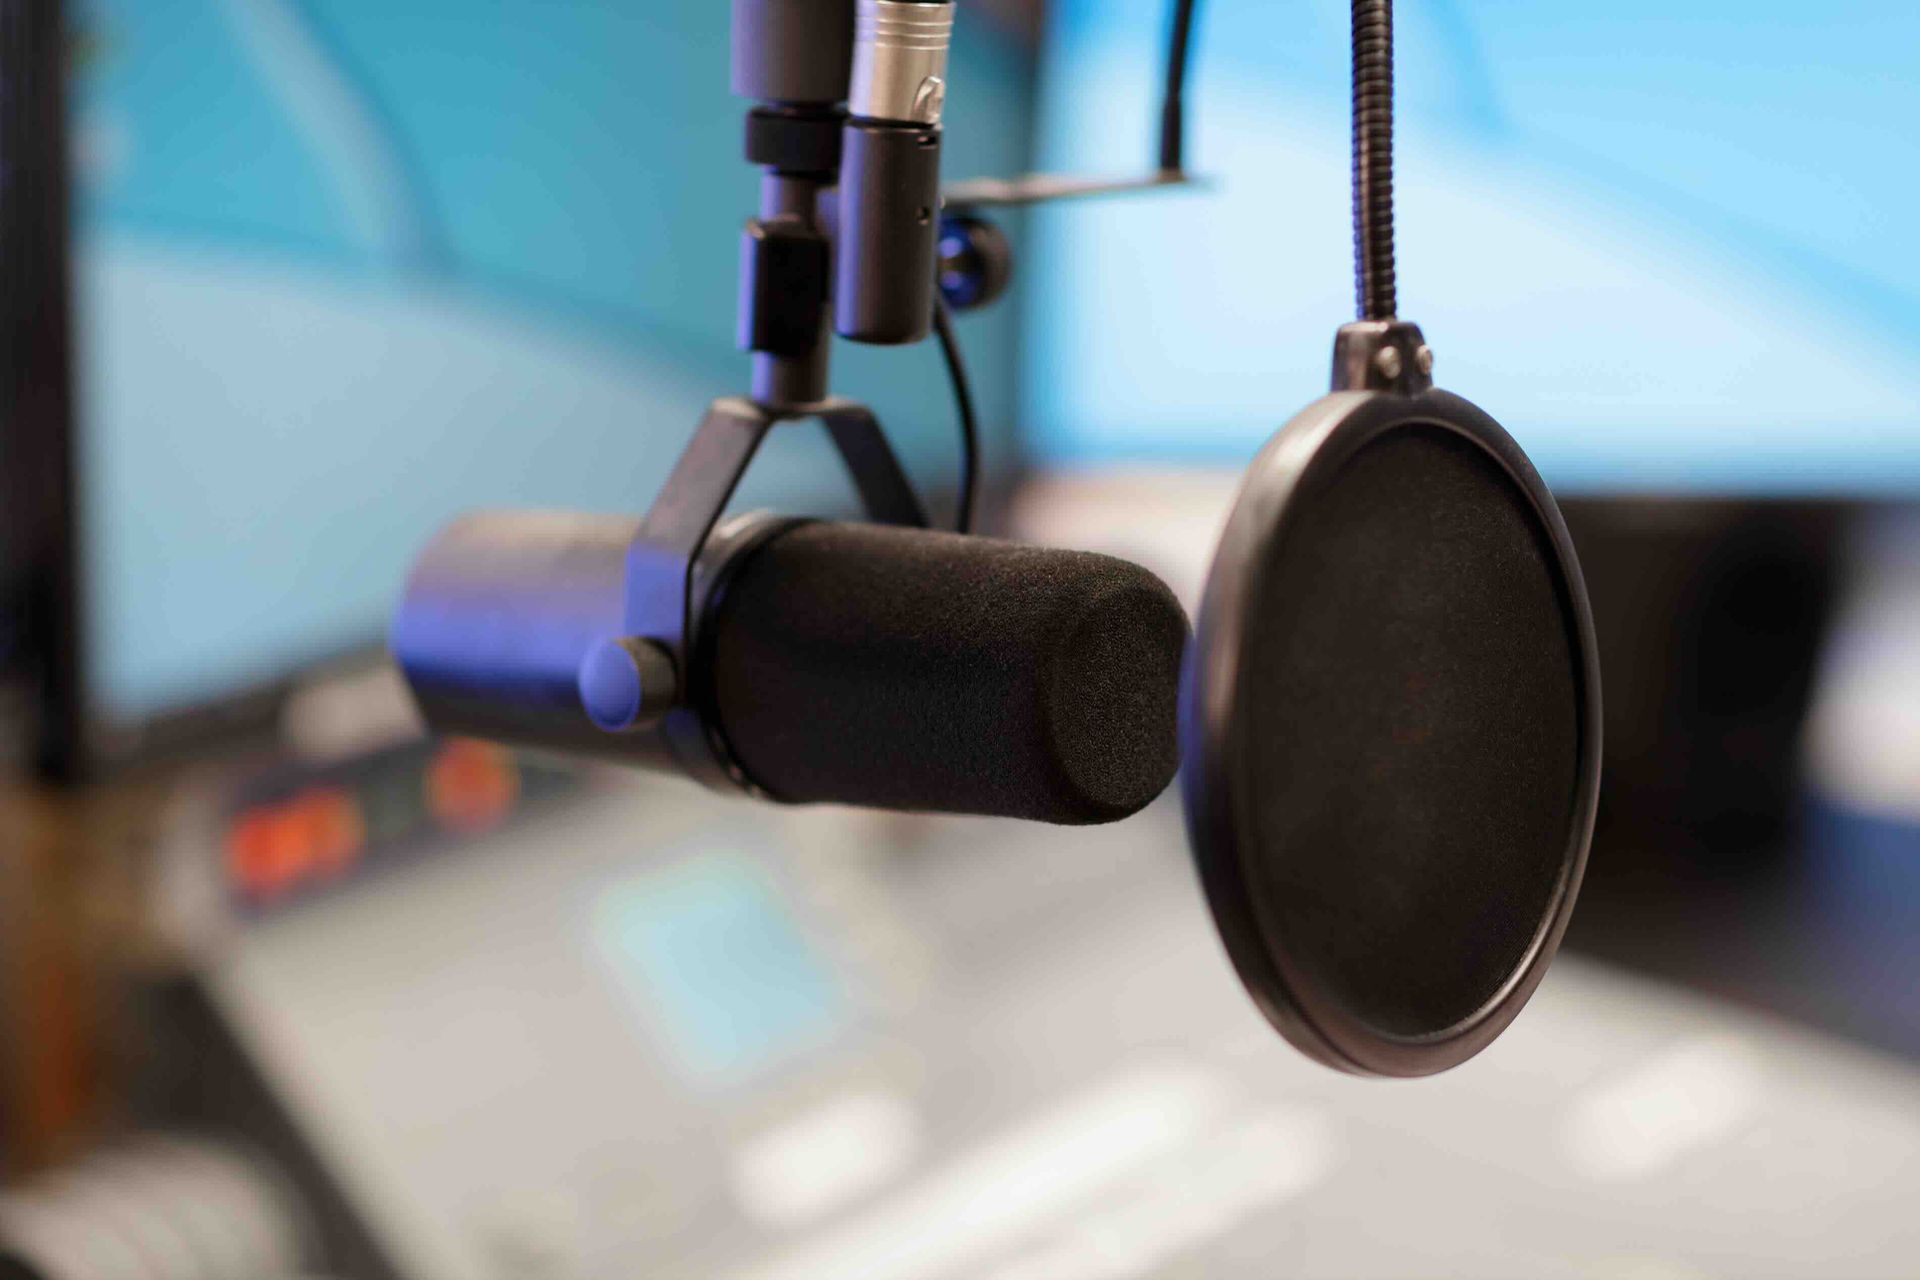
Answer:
[705,521,1188,824]
[1184,390,1598,1077]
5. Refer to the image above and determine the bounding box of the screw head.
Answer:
[913,76,946,122]
[1415,345,1435,376]
[1373,346,1404,381]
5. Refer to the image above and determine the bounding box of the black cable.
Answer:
[935,0,1193,533]
[1159,0,1199,175]
[1350,0,1396,320]
[932,295,980,533]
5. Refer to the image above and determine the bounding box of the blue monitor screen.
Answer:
[71,1,1031,726]
[1022,0,1920,494]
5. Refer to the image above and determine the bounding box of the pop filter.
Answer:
[1171,0,1603,1076]
[1181,343,1600,1076]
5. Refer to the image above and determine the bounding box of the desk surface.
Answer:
[197,776,1920,1280]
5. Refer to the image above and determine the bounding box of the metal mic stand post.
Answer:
[586,0,931,782]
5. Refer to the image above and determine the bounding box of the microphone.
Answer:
[835,0,952,344]
[393,511,1186,825]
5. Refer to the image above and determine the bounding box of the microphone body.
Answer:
[393,514,1186,824]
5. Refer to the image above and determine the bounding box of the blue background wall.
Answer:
[77,0,1920,719]
[1023,0,1920,493]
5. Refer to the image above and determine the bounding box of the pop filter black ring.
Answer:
[1180,387,1602,1077]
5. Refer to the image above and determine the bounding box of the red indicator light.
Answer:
[226,807,305,903]
[225,787,367,903]
[426,739,520,835]
[296,787,366,880]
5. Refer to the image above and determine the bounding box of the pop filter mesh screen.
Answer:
[1242,423,1581,1039]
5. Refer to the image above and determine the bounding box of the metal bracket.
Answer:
[1331,319,1435,396]
[606,395,928,785]
[943,169,1196,210]
[625,395,927,661]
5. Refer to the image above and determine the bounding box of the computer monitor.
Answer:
[8,0,1035,775]
[1022,0,1920,493]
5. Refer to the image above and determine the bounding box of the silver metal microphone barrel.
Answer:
[837,0,952,344]
[849,0,953,124]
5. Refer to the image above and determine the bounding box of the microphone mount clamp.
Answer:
[571,1,937,780]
